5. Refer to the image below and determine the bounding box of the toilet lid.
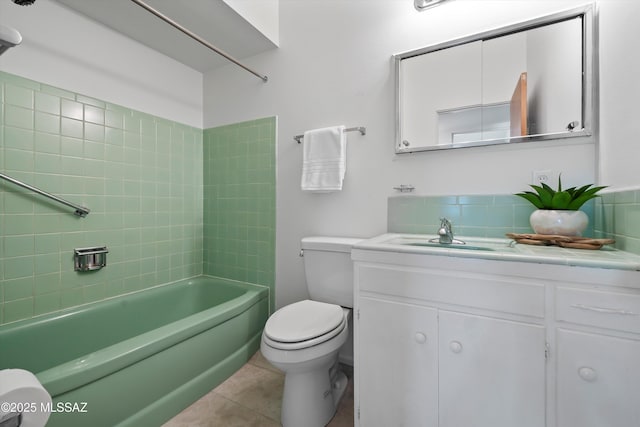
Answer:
[264,300,344,343]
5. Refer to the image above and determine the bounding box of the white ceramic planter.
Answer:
[529,209,589,236]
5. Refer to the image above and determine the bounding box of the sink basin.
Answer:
[404,241,495,251]
[353,233,640,271]
[375,235,514,252]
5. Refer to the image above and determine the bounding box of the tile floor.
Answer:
[162,351,354,427]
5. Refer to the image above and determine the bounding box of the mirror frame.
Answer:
[394,4,597,154]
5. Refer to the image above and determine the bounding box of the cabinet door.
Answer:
[358,297,438,427]
[439,311,546,427]
[556,329,640,427]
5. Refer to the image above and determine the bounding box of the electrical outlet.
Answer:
[532,170,552,185]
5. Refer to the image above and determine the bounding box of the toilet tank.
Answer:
[301,237,362,308]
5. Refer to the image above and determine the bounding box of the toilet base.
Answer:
[281,358,347,427]
[330,367,348,408]
[261,308,352,427]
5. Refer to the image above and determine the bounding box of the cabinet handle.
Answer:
[449,341,463,354]
[578,366,598,382]
[415,332,427,344]
[570,304,638,316]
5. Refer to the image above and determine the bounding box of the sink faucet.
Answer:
[437,217,454,244]
[428,217,466,245]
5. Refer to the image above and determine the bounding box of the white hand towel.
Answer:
[301,125,347,192]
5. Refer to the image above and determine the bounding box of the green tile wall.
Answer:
[203,118,276,313]
[594,190,640,255]
[0,72,203,324]
[388,194,596,238]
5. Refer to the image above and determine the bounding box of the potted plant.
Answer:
[515,175,606,236]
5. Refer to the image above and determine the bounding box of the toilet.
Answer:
[261,236,361,427]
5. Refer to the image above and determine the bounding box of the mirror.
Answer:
[395,5,596,153]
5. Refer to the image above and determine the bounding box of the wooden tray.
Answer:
[505,233,615,250]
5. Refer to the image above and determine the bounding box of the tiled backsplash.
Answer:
[203,118,276,312]
[594,190,640,255]
[388,194,596,239]
[0,72,203,324]
[389,191,640,256]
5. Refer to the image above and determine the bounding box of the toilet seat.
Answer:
[264,300,347,351]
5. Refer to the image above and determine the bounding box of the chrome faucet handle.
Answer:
[430,217,466,245]
[437,217,454,244]
[439,217,452,232]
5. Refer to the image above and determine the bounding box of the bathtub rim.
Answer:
[0,275,268,397]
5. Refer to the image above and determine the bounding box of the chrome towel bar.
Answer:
[0,172,90,217]
[294,126,366,143]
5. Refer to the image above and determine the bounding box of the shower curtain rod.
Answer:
[0,172,90,217]
[130,0,268,82]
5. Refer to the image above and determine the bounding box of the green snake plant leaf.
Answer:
[551,191,573,209]
[515,175,606,210]
[571,184,594,199]
[515,191,546,209]
[530,184,554,207]
[566,186,608,210]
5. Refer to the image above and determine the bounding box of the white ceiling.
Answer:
[53,0,278,73]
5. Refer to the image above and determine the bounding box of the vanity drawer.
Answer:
[556,287,640,334]
[356,264,545,318]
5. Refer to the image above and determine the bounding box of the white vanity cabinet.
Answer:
[438,311,546,427]
[358,296,547,427]
[353,256,547,427]
[352,243,640,427]
[554,286,640,427]
[556,329,640,427]
[358,297,438,427]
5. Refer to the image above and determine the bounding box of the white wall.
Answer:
[599,0,640,191]
[0,0,203,128]
[223,0,280,46]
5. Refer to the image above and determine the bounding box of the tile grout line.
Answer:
[216,361,283,424]
[210,391,281,424]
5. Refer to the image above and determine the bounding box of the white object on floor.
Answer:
[0,369,52,427]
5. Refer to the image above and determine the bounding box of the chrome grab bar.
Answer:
[0,172,90,217]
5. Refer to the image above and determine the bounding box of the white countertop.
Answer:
[353,233,640,271]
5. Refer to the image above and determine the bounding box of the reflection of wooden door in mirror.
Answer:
[510,72,527,137]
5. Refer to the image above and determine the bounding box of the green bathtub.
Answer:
[0,276,269,427]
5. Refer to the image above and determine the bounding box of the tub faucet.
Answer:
[437,217,454,244]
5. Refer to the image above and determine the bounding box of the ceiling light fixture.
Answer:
[414,0,449,12]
